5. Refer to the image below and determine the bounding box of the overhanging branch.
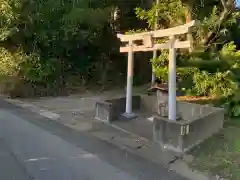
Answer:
[221,0,228,11]
[202,0,235,46]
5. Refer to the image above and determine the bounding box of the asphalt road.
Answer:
[0,99,189,180]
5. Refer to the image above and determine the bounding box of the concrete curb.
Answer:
[4,99,60,120]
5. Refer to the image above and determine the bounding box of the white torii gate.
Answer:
[117,20,197,121]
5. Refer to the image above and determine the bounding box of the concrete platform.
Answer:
[95,94,225,153]
[112,111,154,140]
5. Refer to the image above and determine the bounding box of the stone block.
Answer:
[95,101,112,123]
[95,96,141,123]
[153,103,225,153]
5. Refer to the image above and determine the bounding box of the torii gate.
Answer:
[117,20,197,121]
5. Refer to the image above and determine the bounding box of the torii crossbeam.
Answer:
[117,20,197,121]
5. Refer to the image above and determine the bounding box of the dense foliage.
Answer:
[0,0,143,96]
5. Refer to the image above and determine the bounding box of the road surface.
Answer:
[0,99,188,180]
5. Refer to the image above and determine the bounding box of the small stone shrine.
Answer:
[147,83,168,117]
[147,83,181,119]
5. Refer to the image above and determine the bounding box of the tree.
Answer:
[133,0,240,99]
[0,0,148,96]
[202,0,236,46]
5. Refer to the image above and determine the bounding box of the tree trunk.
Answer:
[185,0,194,52]
[202,0,235,46]
[202,10,230,45]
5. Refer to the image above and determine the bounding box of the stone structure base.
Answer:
[95,95,224,153]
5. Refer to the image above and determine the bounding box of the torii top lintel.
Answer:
[117,20,198,53]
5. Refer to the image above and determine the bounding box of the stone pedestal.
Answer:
[156,90,168,117]
[156,89,181,119]
[153,103,224,152]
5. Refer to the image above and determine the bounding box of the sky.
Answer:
[237,0,240,7]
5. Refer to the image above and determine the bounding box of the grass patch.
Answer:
[190,126,240,180]
[180,96,240,180]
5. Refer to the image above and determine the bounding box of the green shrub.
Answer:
[0,47,61,97]
[0,47,55,82]
[0,47,32,95]
[225,91,240,117]
[192,70,238,97]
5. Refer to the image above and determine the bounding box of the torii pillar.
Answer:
[123,40,136,119]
